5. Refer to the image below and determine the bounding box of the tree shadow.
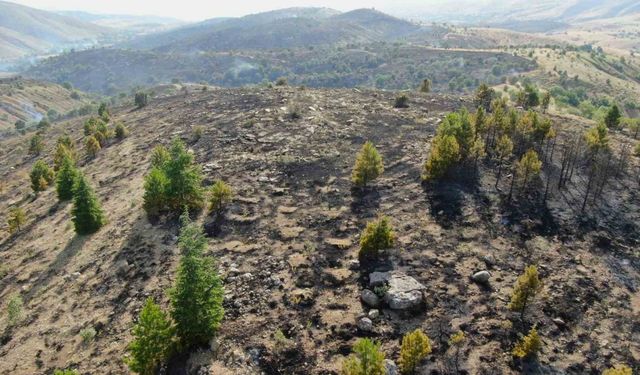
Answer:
[23,234,90,302]
[423,180,467,229]
[350,187,381,216]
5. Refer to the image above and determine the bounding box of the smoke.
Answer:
[21,101,44,123]
[228,59,258,79]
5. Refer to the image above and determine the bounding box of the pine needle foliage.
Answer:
[71,173,106,235]
[85,135,101,158]
[512,326,542,359]
[209,180,233,215]
[602,365,633,375]
[341,338,386,375]
[359,216,395,262]
[7,207,26,235]
[508,265,542,320]
[30,159,54,193]
[125,298,175,375]
[170,210,224,348]
[352,141,384,188]
[399,329,432,374]
[56,155,79,201]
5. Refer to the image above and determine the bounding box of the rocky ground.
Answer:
[0,86,638,374]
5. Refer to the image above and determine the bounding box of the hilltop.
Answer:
[0,1,110,60]
[0,86,638,374]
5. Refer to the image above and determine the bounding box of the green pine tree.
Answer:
[163,139,204,211]
[125,298,175,375]
[170,210,223,347]
[30,160,55,193]
[351,141,384,188]
[143,168,169,218]
[56,155,79,201]
[71,173,106,234]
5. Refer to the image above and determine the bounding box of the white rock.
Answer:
[472,271,491,284]
[357,317,373,332]
[383,274,425,310]
[368,309,380,320]
[361,289,380,307]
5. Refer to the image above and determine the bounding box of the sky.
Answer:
[9,0,480,21]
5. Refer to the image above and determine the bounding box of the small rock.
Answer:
[368,309,380,320]
[385,359,398,375]
[357,317,373,332]
[472,271,491,284]
[361,289,380,307]
[553,318,566,328]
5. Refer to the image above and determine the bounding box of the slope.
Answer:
[0,0,110,60]
[0,86,638,374]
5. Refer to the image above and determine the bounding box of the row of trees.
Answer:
[14,135,106,237]
[127,139,233,373]
[125,213,224,374]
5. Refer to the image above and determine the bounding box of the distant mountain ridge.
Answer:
[127,7,420,52]
[0,1,110,60]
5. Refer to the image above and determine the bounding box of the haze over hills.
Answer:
[392,0,640,24]
[1,1,640,375]
[127,8,419,53]
[0,1,110,60]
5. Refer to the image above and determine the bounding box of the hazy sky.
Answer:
[10,0,478,21]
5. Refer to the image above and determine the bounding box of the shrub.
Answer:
[115,122,129,139]
[512,326,542,359]
[30,160,55,193]
[150,145,170,168]
[585,122,610,153]
[515,150,542,190]
[98,103,110,120]
[29,134,44,155]
[603,365,633,375]
[15,120,26,134]
[71,173,106,235]
[135,92,149,108]
[162,138,204,212]
[359,216,394,262]
[37,118,51,130]
[56,155,79,201]
[54,370,79,375]
[341,338,386,375]
[474,83,495,112]
[419,79,431,93]
[6,294,23,327]
[352,141,384,188]
[635,142,640,157]
[125,298,175,375]
[53,137,77,171]
[209,180,233,215]
[85,135,101,158]
[394,94,409,108]
[7,207,26,235]
[80,327,96,345]
[192,126,204,142]
[422,134,460,181]
[399,329,432,374]
[143,139,204,216]
[171,211,224,347]
[143,168,169,218]
[508,265,542,321]
[604,104,621,129]
[275,77,288,86]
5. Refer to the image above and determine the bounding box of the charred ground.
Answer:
[0,87,638,374]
